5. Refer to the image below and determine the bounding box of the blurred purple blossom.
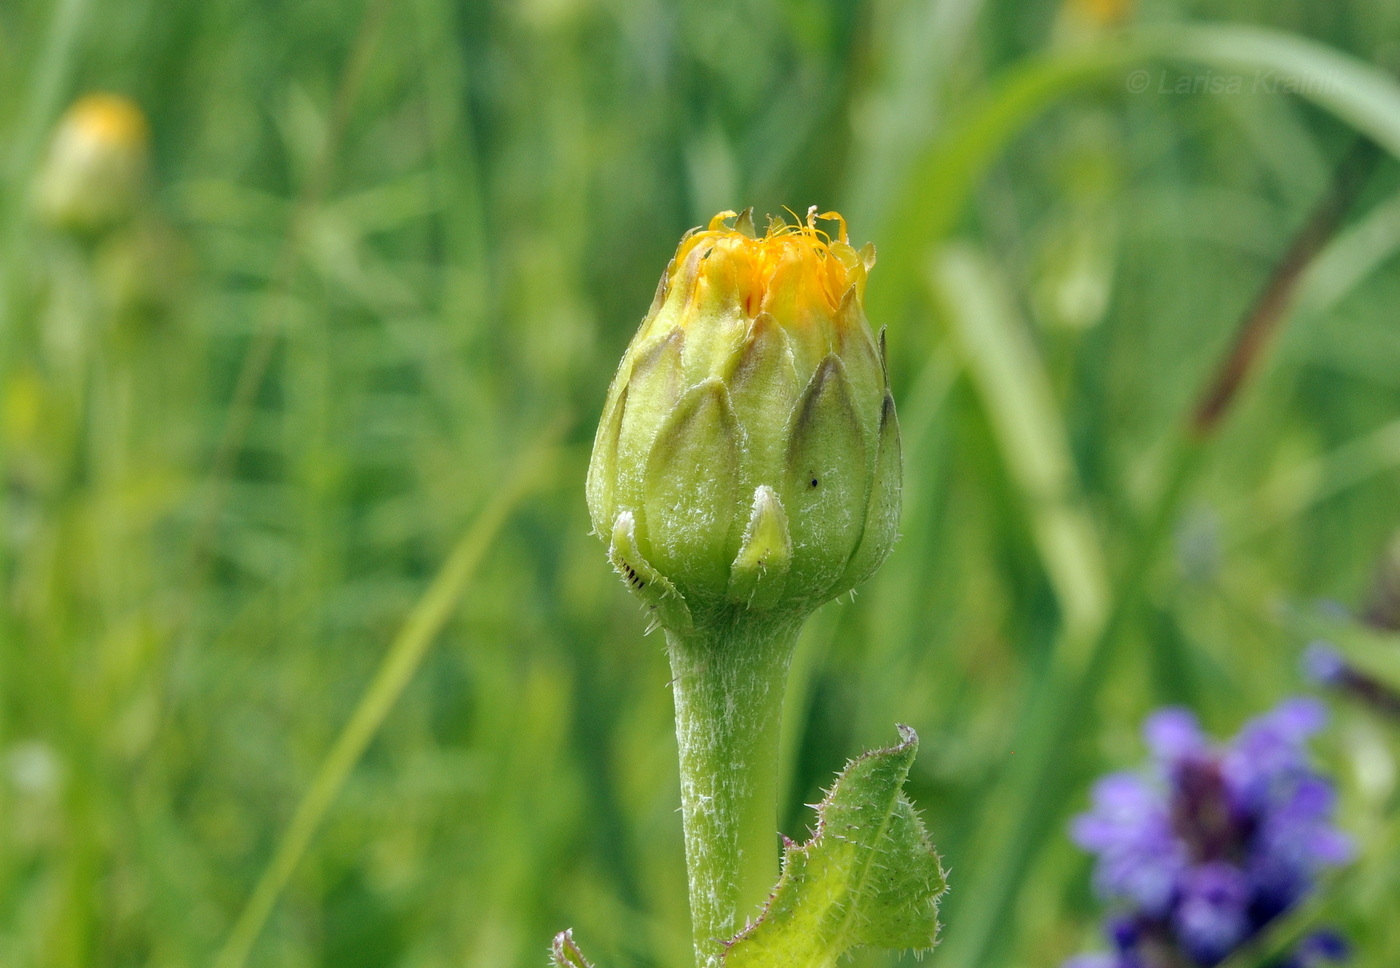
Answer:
[1300,641,1400,721]
[1301,643,1347,687]
[1064,700,1351,968]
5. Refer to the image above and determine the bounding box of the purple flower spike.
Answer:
[1072,772,1186,915]
[1062,698,1350,968]
[1297,930,1349,963]
[1145,707,1205,762]
[1267,698,1328,739]
[1301,643,1347,686]
[1224,700,1327,814]
[1174,862,1249,965]
[1064,955,1120,968]
[1106,915,1141,950]
[1275,930,1350,968]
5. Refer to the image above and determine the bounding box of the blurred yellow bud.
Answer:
[1068,0,1130,27]
[35,93,150,236]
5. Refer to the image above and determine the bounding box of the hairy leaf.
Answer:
[722,725,946,968]
[550,930,596,968]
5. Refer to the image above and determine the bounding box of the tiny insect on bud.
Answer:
[587,208,900,630]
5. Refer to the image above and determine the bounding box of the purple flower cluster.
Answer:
[1064,699,1352,968]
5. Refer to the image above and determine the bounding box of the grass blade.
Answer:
[930,243,1109,644]
[930,119,1374,968]
[211,427,562,968]
[875,24,1400,326]
[1148,25,1400,160]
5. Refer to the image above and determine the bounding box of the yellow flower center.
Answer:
[673,208,869,319]
[66,93,150,149]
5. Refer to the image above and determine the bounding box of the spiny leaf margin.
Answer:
[550,929,596,968]
[721,724,947,968]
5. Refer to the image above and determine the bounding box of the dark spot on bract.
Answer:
[620,561,646,589]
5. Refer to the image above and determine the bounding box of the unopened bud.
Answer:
[587,208,900,630]
[35,93,150,236]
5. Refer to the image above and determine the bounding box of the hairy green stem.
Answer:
[665,615,802,968]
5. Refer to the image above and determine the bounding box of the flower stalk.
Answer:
[665,616,802,967]
[585,208,902,967]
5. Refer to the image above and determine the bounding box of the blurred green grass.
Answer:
[3,1,1400,966]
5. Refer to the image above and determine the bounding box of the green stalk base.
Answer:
[665,614,802,968]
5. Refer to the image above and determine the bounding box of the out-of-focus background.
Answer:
[3,0,1400,966]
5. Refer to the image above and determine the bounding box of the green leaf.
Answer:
[721,725,946,968]
[1145,25,1400,162]
[550,930,596,968]
[875,24,1400,327]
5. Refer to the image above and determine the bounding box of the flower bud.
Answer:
[35,93,150,236]
[587,208,900,630]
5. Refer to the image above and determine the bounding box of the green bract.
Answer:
[586,208,900,631]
